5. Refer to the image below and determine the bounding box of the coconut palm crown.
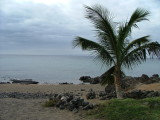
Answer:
[73,5,160,98]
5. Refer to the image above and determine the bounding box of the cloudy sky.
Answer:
[0,0,160,55]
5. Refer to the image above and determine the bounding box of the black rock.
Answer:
[152,74,159,78]
[90,77,101,84]
[105,85,115,94]
[99,91,107,97]
[68,103,75,111]
[83,104,94,110]
[86,89,96,99]
[79,76,91,83]
[82,101,89,106]
[124,90,160,99]
[59,105,65,110]
[72,108,79,113]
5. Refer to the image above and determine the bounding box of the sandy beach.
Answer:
[0,84,105,94]
[0,84,105,120]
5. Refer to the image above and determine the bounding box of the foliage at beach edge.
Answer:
[86,97,160,120]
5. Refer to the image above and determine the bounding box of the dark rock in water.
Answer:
[79,76,91,83]
[79,76,91,80]
[0,82,10,84]
[10,79,39,84]
[59,82,73,85]
[152,74,159,78]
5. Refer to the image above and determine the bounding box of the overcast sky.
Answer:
[0,0,160,55]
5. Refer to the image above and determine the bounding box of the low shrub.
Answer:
[86,97,160,120]
[43,98,58,107]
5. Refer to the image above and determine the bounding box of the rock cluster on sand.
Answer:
[124,90,160,99]
[0,91,95,112]
[86,89,96,99]
[79,76,100,84]
[85,89,160,100]
[79,74,160,85]
[52,93,95,112]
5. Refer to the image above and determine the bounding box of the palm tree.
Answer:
[73,5,160,99]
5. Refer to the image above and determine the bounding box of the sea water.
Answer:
[0,54,159,84]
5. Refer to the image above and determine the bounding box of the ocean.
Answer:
[0,55,159,84]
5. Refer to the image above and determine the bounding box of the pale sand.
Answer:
[135,83,160,91]
[0,84,105,120]
[0,84,105,94]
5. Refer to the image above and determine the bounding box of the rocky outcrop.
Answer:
[59,82,73,85]
[99,89,160,100]
[79,76,101,84]
[86,89,96,99]
[79,76,91,83]
[0,92,95,112]
[124,90,160,99]
[10,79,39,84]
[0,82,10,84]
[79,74,160,85]
[50,93,95,112]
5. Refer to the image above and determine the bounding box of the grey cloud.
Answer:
[0,0,160,55]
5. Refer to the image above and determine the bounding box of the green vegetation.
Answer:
[73,4,160,98]
[86,97,160,120]
[43,99,58,107]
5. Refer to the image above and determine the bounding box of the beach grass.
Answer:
[86,97,160,120]
[43,99,58,107]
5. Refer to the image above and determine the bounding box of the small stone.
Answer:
[72,108,79,113]
[81,89,85,91]
[59,105,65,110]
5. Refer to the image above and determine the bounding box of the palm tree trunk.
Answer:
[114,66,123,99]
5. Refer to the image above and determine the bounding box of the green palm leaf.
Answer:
[123,42,160,69]
[118,8,150,49]
[73,37,115,65]
[84,5,117,55]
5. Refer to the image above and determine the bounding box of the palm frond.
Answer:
[73,37,115,65]
[125,36,150,53]
[100,66,125,86]
[118,8,150,49]
[147,41,160,58]
[129,8,150,26]
[100,66,115,86]
[84,5,117,54]
[122,42,160,69]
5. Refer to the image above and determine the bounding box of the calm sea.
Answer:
[0,55,159,84]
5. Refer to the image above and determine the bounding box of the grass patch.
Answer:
[86,97,160,120]
[43,99,58,107]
